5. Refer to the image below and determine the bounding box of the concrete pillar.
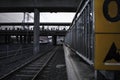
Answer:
[27,35,29,43]
[33,9,40,54]
[20,35,23,44]
[24,35,26,44]
[16,35,19,43]
[5,35,10,44]
[8,35,11,43]
[5,35,7,44]
[28,35,32,44]
[27,35,30,43]
[52,35,57,46]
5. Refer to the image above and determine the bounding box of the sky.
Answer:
[0,12,75,23]
[0,12,75,30]
[40,12,75,23]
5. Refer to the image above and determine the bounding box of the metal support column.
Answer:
[5,35,7,44]
[24,35,26,44]
[52,35,57,46]
[16,35,19,43]
[20,35,23,44]
[28,35,31,43]
[33,9,40,54]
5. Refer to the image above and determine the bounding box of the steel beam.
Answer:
[0,22,71,26]
[0,0,81,12]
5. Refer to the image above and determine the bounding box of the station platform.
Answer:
[63,44,94,80]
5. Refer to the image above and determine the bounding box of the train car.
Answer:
[64,0,120,79]
[39,36,49,44]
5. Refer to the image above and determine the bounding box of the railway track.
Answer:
[33,46,67,80]
[0,47,58,80]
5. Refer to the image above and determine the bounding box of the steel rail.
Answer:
[32,47,58,80]
[0,46,55,80]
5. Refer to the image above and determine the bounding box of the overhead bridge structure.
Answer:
[0,0,80,54]
[0,0,80,12]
